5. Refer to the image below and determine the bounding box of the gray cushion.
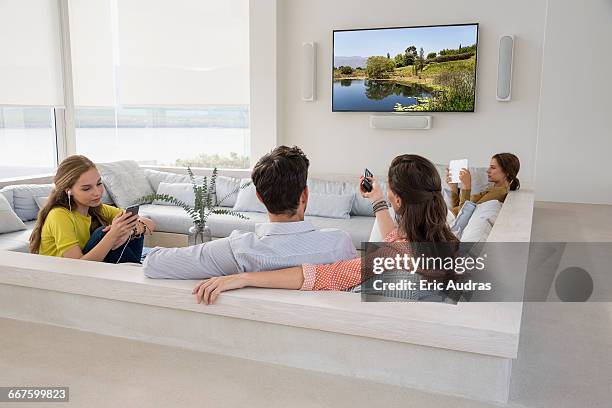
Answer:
[233,178,267,213]
[138,204,194,234]
[206,211,268,237]
[215,175,241,207]
[144,169,202,192]
[451,200,477,238]
[0,188,14,209]
[0,184,54,221]
[0,193,27,233]
[97,161,154,208]
[307,178,345,195]
[305,193,354,219]
[306,215,374,249]
[0,221,35,252]
[154,182,196,207]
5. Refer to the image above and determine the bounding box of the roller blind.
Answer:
[0,0,64,106]
[117,0,250,106]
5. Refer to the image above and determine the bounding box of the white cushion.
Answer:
[451,201,477,238]
[233,178,267,213]
[344,180,389,217]
[460,200,502,242]
[0,193,27,234]
[305,193,354,219]
[0,221,35,252]
[215,175,241,207]
[34,196,48,210]
[0,188,14,209]
[144,169,202,191]
[154,182,196,207]
[307,178,345,195]
[0,184,54,221]
[97,161,154,208]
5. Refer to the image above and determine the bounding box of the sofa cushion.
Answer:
[144,169,203,192]
[460,200,502,242]
[215,175,241,207]
[451,201,477,238]
[0,221,35,252]
[138,204,194,234]
[233,179,267,213]
[0,184,54,221]
[305,193,354,219]
[306,215,374,248]
[34,196,48,210]
[344,180,388,217]
[97,161,154,208]
[154,182,196,207]
[0,193,27,234]
[0,188,14,209]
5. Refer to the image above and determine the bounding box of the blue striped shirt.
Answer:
[143,220,357,280]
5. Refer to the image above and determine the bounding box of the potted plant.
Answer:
[138,167,250,245]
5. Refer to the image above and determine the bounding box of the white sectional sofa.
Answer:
[0,161,498,252]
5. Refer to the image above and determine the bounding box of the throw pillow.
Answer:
[0,184,54,222]
[451,201,477,238]
[232,179,267,213]
[97,161,154,208]
[34,196,49,210]
[460,200,503,242]
[305,193,354,219]
[215,175,241,207]
[0,194,27,234]
[154,182,196,207]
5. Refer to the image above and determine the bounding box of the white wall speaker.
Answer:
[370,115,432,130]
[497,35,514,101]
[301,42,316,101]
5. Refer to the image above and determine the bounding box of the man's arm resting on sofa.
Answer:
[143,238,240,280]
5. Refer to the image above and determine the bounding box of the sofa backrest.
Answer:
[0,184,54,222]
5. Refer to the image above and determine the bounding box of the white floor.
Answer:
[1,201,611,408]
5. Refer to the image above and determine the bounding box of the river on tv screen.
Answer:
[333,24,478,112]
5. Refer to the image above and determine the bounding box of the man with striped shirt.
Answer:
[143,146,356,280]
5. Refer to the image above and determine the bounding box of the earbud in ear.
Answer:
[66,190,71,197]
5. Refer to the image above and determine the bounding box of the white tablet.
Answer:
[449,159,468,184]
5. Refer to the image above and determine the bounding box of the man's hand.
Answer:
[192,275,248,305]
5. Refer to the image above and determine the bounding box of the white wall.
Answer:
[535,0,612,205]
[249,0,278,165]
[276,0,547,183]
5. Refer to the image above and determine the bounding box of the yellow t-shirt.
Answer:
[39,204,123,257]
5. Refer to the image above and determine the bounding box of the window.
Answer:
[0,0,63,180]
[0,107,57,180]
[75,106,250,168]
[70,0,251,168]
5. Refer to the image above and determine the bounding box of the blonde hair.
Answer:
[29,155,107,254]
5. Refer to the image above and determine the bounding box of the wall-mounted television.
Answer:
[332,23,478,113]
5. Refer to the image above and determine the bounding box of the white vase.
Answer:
[188,224,212,246]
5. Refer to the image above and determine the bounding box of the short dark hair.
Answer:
[251,146,310,215]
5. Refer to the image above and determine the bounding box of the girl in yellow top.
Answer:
[29,155,155,263]
[446,153,521,216]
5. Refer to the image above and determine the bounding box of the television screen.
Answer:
[332,23,478,112]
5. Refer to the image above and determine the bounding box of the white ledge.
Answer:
[0,250,521,359]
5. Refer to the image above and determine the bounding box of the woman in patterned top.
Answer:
[193,154,459,304]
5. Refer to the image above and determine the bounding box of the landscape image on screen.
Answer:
[333,24,478,112]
